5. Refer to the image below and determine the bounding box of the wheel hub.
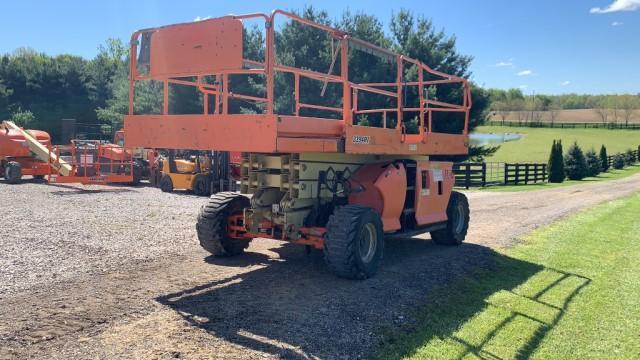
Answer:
[453,202,465,234]
[359,223,378,263]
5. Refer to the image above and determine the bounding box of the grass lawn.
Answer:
[483,164,640,192]
[476,125,640,163]
[376,193,640,359]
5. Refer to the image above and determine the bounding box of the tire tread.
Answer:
[324,205,382,279]
[196,192,250,256]
[431,191,470,246]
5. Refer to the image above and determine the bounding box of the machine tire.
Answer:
[130,161,143,185]
[5,161,22,184]
[192,174,211,197]
[196,192,251,256]
[324,205,384,280]
[430,191,470,246]
[159,175,174,193]
[34,175,46,180]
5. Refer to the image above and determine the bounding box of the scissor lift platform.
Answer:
[123,10,473,279]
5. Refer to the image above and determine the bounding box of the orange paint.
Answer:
[414,161,453,226]
[125,10,472,157]
[348,162,407,232]
[146,18,244,78]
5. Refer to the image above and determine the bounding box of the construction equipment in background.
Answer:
[47,140,141,185]
[1,121,72,183]
[113,129,155,181]
[157,150,239,196]
[1,120,138,185]
[124,11,472,279]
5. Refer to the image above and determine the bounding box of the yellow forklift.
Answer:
[157,150,234,196]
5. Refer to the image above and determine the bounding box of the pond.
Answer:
[469,132,522,147]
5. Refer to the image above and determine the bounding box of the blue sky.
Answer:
[1,0,638,95]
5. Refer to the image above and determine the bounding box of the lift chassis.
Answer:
[125,10,472,279]
[199,153,469,279]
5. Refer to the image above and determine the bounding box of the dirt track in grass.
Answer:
[1,173,639,359]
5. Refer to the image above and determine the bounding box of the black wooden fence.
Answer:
[453,162,547,188]
[607,149,640,168]
[453,163,486,189]
[504,163,547,185]
[454,149,640,188]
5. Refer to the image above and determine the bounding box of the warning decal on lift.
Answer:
[352,135,371,144]
[432,169,444,182]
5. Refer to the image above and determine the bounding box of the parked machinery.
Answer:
[156,150,240,196]
[52,139,142,185]
[159,150,210,195]
[113,129,155,181]
[1,121,138,185]
[0,123,51,183]
[124,10,472,279]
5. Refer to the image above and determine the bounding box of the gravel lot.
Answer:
[1,174,639,359]
[0,181,203,297]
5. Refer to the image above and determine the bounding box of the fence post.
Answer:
[515,164,520,185]
[504,163,508,185]
[465,163,471,190]
[481,163,487,187]
[524,164,529,184]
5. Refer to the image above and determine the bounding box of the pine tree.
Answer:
[548,140,565,183]
[564,142,588,180]
[625,149,636,164]
[585,148,602,177]
[599,145,609,172]
[613,154,625,169]
[557,140,565,178]
[547,139,556,173]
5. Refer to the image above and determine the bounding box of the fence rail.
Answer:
[504,163,547,185]
[453,162,547,188]
[486,120,640,130]
[607,149,640,168]
[453,163,486,189]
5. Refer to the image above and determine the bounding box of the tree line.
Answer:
[489,88,640,125]
[548,140,640,183]
[0,7,493,147]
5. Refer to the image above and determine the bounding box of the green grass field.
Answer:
[476,125,640,163]
[376,193,640,359]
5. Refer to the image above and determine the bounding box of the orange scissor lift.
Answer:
[46,140,140,185]
[125,10,472,279]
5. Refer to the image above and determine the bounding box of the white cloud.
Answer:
[194,16,211,22]
[519,85,528,90]
[495,61,514,67]
[560,81,571,86]
[517,70,533,76]
[611,21,624,26]
[590,0,640,13]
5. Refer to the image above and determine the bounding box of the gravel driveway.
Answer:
[1,174,639,359]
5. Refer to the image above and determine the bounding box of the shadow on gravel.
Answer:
[0,177,47,185]
[204,252,273,267]
[47,183,137,196]
[156,239,589,359]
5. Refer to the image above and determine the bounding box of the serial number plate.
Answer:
[352,135,371,144]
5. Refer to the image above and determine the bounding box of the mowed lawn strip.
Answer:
[375,193,640,359]
[477,125,640,163]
